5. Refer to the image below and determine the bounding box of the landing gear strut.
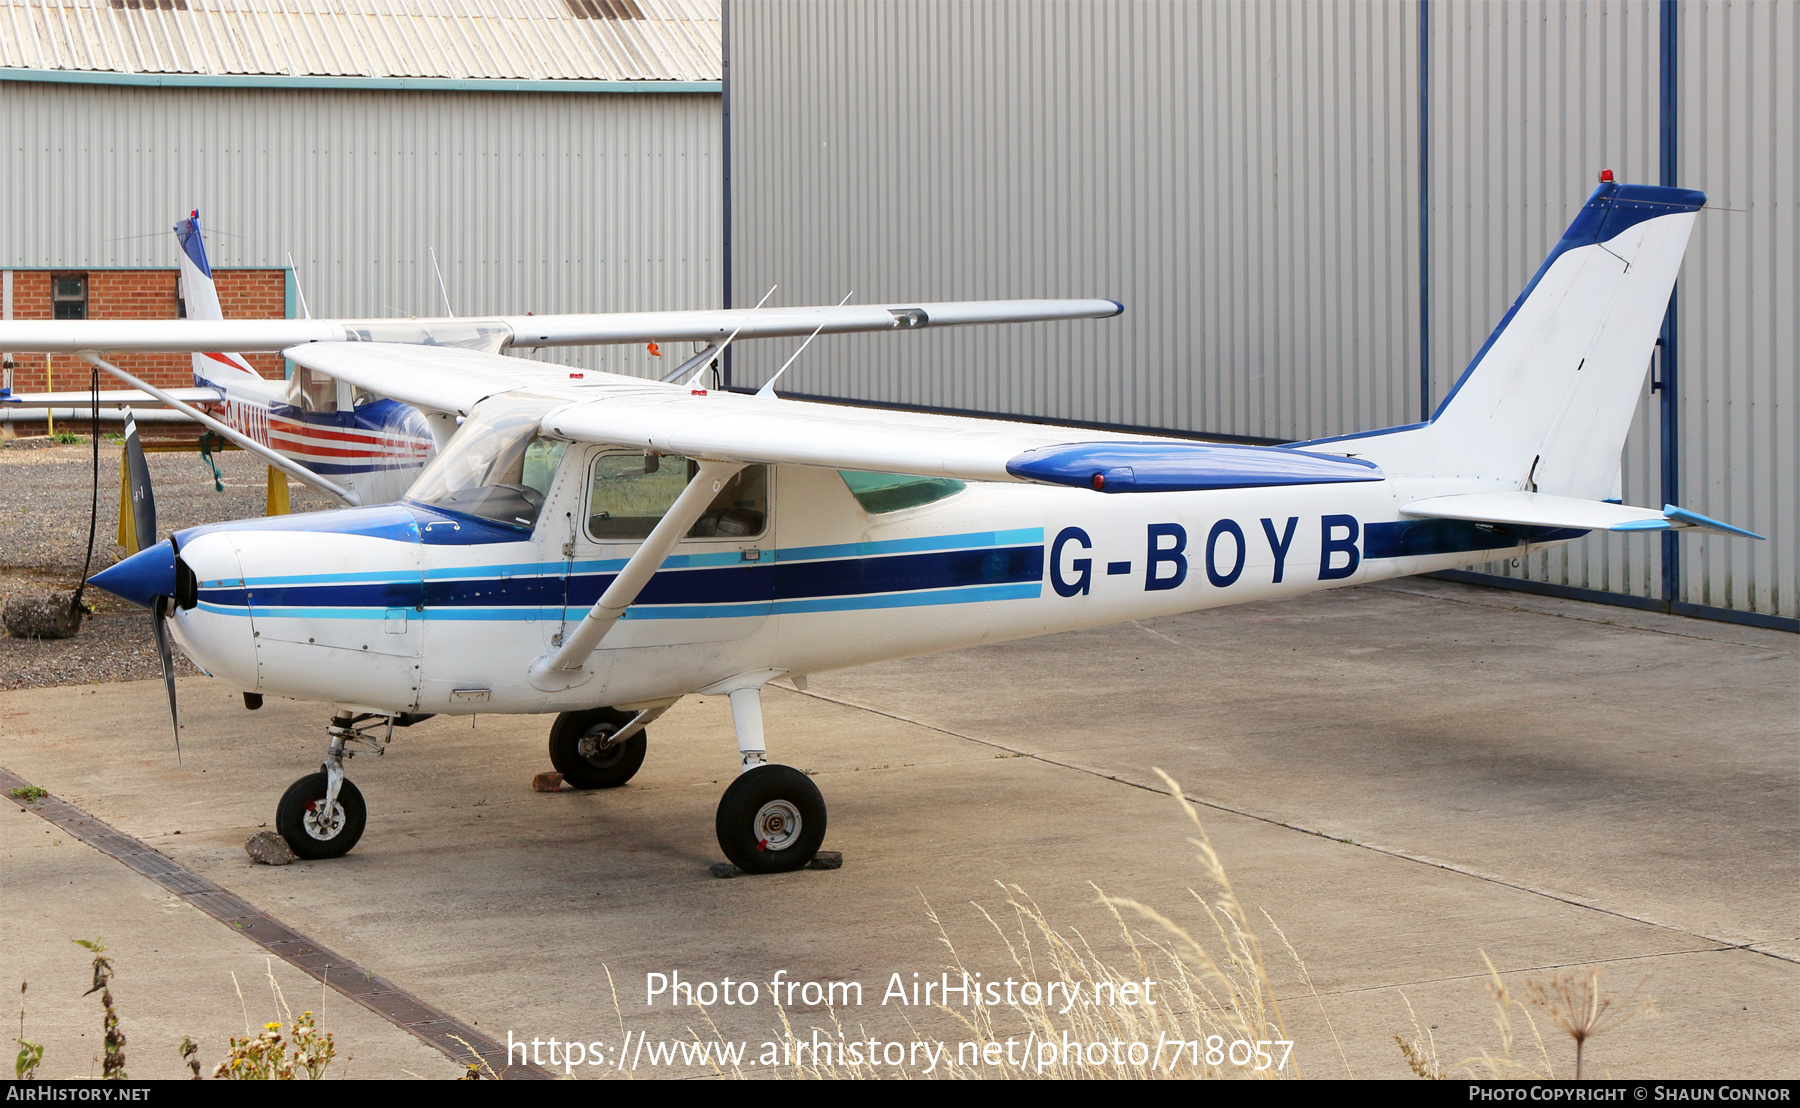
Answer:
[713,685,826,873]
[274,711,394,859]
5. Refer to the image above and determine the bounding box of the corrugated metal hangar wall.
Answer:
[726,0,1795,628]
[2,84,720,375]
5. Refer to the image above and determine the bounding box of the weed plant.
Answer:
[207,966,336,1079]
[14,982,43,1080]
[73,938,125,1079]
[1396,955,1652,1080]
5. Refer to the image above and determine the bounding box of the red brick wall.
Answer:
[5,268,285,438]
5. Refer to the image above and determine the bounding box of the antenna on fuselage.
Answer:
[429,247,456,318]
[286,253,312,320]
[756,290,853,399]
[687,285,777,389]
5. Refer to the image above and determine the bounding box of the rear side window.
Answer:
[838,471,966,513]
[587,453,767,540]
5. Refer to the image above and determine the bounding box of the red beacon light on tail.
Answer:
[1599,168,1615,183]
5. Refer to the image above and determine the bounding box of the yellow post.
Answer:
[265,465,290,516]
[116,446,136,552]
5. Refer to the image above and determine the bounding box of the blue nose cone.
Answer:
[90,540,177,610]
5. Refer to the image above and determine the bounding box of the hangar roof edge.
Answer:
[0,0,720,84]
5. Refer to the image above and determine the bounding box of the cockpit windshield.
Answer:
[404,400,566,530]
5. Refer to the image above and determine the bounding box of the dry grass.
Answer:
[759,769,1317,1079]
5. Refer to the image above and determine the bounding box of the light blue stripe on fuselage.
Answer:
[776,528,1044,564]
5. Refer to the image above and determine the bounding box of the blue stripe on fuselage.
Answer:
[197,533,1048,619]
[204,581,1044,623]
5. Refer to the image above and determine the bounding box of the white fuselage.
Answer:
[164,450,1571,718]
[192,370,435,507]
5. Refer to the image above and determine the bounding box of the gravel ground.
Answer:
[0,438,336,689]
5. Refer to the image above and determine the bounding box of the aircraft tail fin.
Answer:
[175,211,263,386]
[1425,180,1704,498]
[1299,180,1703,501]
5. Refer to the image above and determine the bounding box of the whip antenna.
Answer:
[286,253,312,320]
[757,291,853,399]
[430,248,455,317]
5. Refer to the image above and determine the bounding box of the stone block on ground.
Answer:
[3,593,83,639]
[244,830,297,866]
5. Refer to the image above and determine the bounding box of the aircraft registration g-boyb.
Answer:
[0,179,1760,874]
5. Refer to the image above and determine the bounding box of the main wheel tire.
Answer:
[275,772,366,860]
[548,708,648,789]
[715,764,826,874]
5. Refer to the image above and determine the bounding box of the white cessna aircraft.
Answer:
[2,179,1758,873]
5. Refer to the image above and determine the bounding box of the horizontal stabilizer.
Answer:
[1,388,221,408]
[1401,491,1763,539]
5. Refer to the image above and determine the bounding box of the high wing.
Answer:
[0,299,1121,354]
[288,342,1385,492]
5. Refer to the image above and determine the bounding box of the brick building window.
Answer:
[52,275,87,319]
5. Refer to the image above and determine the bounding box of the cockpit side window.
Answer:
[405,402,566,530]
[586,453,767,542]
[285,365,338,414]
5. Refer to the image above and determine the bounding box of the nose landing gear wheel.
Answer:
[275,772,367,860]
[548,707,649,789]
[715,764,826,874]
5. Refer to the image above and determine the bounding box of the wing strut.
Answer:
[659,343,719,384]
[528,459,745,691]
[79,353,361,507]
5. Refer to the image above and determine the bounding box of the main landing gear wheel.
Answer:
[275,772,367,860]
[548,707,648,789]
[715,764,827,874]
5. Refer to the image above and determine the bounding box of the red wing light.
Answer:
[569,372,584,379]
[1091,472,1106,490]
[691,389,708,396]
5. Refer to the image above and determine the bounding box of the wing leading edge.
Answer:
[0,299,1122,355]
[289,342,1385,493]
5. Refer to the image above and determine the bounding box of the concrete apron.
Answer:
[0,578,1794,1079]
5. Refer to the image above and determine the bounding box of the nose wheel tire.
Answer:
[549,707,648,789]
[715,764,826,874]
[275,772,367,860]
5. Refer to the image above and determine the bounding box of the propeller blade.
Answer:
[121,408,157,553]
[152,596,181,763]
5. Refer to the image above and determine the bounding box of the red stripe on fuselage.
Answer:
[267,416,428,450]
[265,436,431,461]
